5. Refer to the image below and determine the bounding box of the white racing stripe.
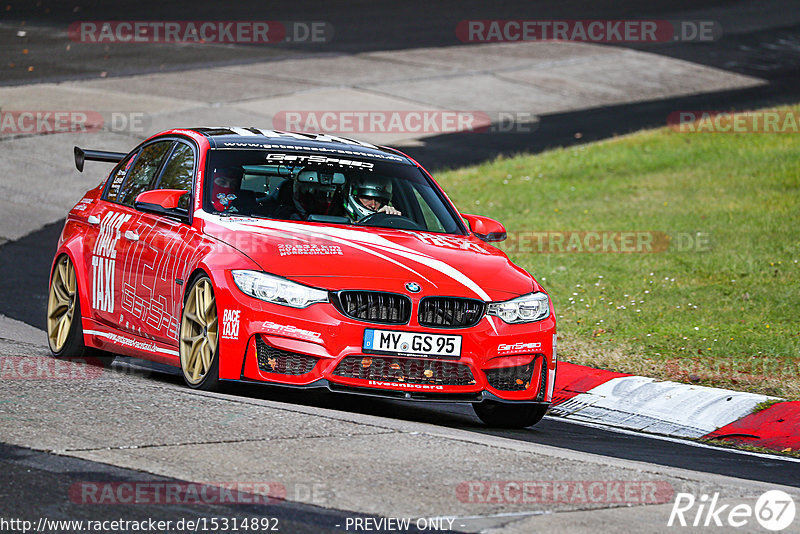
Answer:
[201,212,502,333]
[202,213,494,299]
[317,133,379,149]
[253,128,282,137]
[485,315,499,336]
[273,131,316,141]
[202,212,436,285]
[229,127,255,136]
[304,225,492,300]
[237,218,436,287]
[272,218,487,300]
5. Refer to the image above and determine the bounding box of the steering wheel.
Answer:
[356,212,424,231]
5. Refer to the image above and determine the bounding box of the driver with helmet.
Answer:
[344,175,401,221]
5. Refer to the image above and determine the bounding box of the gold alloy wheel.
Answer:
[47,255,77,352]
[179,278,218,385]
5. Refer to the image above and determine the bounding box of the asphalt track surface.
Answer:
[2,0,800,527]
[0,443,415,534]
[3,356,799,531]
[3,0,798,82]
[4,1,800,171]
[0,0,752,82]
[99,358,800,490]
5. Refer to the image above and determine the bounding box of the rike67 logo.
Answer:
[221,309,241,340]
[669,490,796,531]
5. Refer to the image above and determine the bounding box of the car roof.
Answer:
[180,127,413,164]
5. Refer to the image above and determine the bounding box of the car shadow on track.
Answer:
[111,356,494,430]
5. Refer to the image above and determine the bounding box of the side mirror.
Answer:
[134,189,190,222]
[462,213,507,242]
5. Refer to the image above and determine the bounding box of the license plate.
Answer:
[363,329,462,358]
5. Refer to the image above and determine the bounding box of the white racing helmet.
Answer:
[344,175,393,220]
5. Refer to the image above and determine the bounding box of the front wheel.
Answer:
[179,276,219,390]
[472,401,548,428]
[47,254,114,364]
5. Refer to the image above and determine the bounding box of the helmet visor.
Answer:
[356,193,388,211]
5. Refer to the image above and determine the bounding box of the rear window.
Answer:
[105,154,136,202]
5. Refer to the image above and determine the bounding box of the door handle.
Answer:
[87,215,100,225]
[124,230,139,241]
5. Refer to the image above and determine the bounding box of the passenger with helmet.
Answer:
[211,167,242,212]
[210,166,259,215]
[344,175,401,222]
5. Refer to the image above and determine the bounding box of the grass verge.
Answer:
[436,104,800,399]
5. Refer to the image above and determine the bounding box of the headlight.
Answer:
[231,270,328,308]
[487,292,550,323]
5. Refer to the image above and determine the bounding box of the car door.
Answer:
[103,139,174,338]
[121,140,204,345]
[81,150,138,330]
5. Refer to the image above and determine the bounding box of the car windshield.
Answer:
[204,149,465,234]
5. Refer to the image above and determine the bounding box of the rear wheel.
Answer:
[179,276,219,390]
[472,401,548,428]
[47,254,84,357]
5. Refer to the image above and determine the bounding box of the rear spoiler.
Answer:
[74,146,126,172]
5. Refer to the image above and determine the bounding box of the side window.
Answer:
[105,153,137,202]
[157,143,195,210]
[413,188,445,232]
[118,141,173,206]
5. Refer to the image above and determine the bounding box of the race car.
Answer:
[47,127,556,428]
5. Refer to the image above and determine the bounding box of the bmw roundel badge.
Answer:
[405,282,421,293]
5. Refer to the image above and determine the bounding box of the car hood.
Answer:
[198,213,536,301]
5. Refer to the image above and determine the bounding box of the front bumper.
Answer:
[222,377,553,407]
[216,277,557,403]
